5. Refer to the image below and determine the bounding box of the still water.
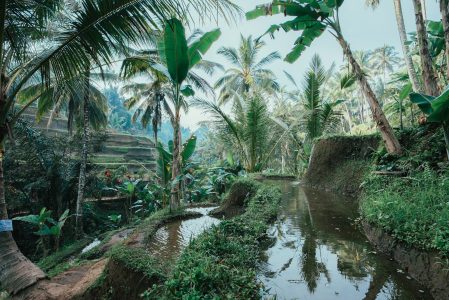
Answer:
[259,181,432,300]
[146,207,220,261]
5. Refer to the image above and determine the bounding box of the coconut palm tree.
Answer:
[412,0,440,96]
[247,0,402,154]
[17,71,108,238]
[0,0,240,295]
[195,92,276,172]
[370,45,401,81]
[366,0,421,92]
[215,35,281,105]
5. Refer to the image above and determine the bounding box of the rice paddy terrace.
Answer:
[21,108,156,174]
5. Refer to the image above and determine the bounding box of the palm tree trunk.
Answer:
[413,0,440,96]
[170,109,181,210]
[394,0,421,92]
[75,70,90,238]
[337,35,402,154]
[440,0,449,80]
[0,151,47,295]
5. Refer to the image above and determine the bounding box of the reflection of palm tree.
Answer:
[299,199,330,293]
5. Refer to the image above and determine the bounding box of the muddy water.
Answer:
[146,207,220,261]
[260,181,432,300]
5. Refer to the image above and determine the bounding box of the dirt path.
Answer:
[13,259,107,300]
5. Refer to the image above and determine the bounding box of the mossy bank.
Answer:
[306,127,449,299]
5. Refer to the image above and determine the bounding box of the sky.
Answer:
[177,0,440,130]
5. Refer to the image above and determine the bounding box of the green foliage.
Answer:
[164,18,189,85]
[109,245,166,280]
[246,0,342,63]
[409,86,449,123]
[143,180,281,299]
[37,238,92,273]
[361,170,449,253]
[14,208,70,238]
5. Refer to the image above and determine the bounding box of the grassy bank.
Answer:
[360,126,449,254]
[142,179,281,299]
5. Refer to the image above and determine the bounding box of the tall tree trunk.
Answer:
[394,0,421,92]
[170,109,181,210]
[337,35,402,154]
[440,0,449,80]
[413,0,440,96]
[0,146,46,295]
[75,70,90,238]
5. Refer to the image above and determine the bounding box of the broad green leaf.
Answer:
[409,93,435,115]
[180,85,195,97]
[168,140,174,154]
[285,23,325,63]
[246,4,284,20]
[164,18,189,84]
[399,83,412,101]
[13,214,40,225]
[182,135,197,162]
[427,86,449,122]
[188,28,221,68]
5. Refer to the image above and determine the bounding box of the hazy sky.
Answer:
[180,0,441,130]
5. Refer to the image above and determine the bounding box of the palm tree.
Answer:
[412,0,440,96]
[370,45,401,81]
[195,92,277,172]
[440,0,449,80]
[120,34,221,145]
[247,0,402,154]
[0,0,239,296]
[18,71,109,238]
[366,0,421,92]
[215,35,280,105]
[285,56,343,148]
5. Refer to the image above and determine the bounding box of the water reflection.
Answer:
[260,181,432,300]
[146,207,220,261]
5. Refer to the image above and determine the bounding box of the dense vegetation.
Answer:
[1,0,449,298]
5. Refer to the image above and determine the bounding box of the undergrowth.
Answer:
[143,180,281,299]
[361,125,449,254]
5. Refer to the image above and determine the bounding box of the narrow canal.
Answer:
[259,181,432,300]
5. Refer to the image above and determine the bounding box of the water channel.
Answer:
[259,181,432,300]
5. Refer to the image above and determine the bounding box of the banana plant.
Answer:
[410,86,449,159]
[156,135,197,206]
[13,208,70,255]
[157,18,221,209]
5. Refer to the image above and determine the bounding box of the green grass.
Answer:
[109,246,166,280]
[38,238,92,273]
[361,169,449,254]
[143,180,282,299]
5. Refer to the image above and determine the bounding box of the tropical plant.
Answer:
[247,0,402,154]
[366,0,421,92]
[195,93,282,172]
[0,0,239,295]
[13,208,70,255]
[409,86,449,159]
[290,55,343,144]
[157,18,222,209]
[214,35,281,105]
[156,135,197,207]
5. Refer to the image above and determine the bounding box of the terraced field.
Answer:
[21,108,156,173]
